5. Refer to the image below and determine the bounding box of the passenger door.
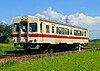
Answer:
[40,22,43,42]
[20,21,28,42]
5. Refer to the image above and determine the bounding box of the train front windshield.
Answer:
[14,22,28,33]
[22,22,27,32]
[29,23,37,32]
[14,23,37,33]
[14,23,19,32]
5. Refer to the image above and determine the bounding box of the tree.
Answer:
[0,22,12,43]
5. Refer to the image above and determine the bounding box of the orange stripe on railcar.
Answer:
[12,34,88,39]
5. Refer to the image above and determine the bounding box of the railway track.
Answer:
[0,54,24,59]
[0,48,92,60]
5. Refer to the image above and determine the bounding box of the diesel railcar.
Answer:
[12,16,88,50]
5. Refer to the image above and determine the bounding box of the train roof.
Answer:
[12,16,88,30]
[40,19,88,30]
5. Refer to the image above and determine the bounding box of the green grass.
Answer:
[88,41,100,47]
[0,50,100,71]
[0,43,16,54]
[0,43,24,54]
[0,41,100,71]
[0,59,17,70]
[0,43,13,48]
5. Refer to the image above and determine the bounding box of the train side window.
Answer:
[70,29,72,35]
[61,28,64,34]
[74,30,82,36]
[65,28,69,35]
[78,30,80,36]
[80,31,82,36]
[59,27,62,34]
[30,23,37,32]
[40,22,42,33]
[68,29,69,35]
[56,27,59,34]
[81,31,83,36]
[52,26,54,33]
[74,30,77,35]
[74,30,80,36]
[80,31,83,36]
[46,25,50,33]
[84,31,86,36]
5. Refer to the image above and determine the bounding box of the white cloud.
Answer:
[36,13,45,19]
[1,20,7,24]
[35,7,100,27]
[35,7,100,39]
[68,13,100,26]
[36,7,67,24]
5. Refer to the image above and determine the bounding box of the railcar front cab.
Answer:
[13,16,39,49]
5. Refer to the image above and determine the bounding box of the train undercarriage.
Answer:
[14,43,88,53]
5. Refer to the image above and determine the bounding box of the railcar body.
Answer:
[12,16,88,50]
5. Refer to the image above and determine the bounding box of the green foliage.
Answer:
[0,43,16,54]
[0,51,100,71]
[0,43,13,48]
[0,23,12,43]
[88,41,100,47]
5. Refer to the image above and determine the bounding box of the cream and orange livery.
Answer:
[12,16,88,50]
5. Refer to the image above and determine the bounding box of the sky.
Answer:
[0,0,100,39]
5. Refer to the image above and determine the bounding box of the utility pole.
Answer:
[66,16,68,24]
